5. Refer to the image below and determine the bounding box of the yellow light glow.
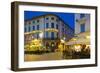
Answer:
[86,35,90,39]
[72,38,77,41]
[24,30,43,35]
[85,45,90,50]
[39,32,43,38]
[24,44,30,49]
[61,39,65,43]
[58,43,63,51]
[74,44,81,52]
[31,39,41,45]
[45,28,58,32]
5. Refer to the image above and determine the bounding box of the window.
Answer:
[62,28,64,32]
[32,26,35,30]
[80,24,85,32]
[32,34,34,39]
[28,26,31,32]
[46,23,49,28]
[29,21,31,24]
[51,23,54,28]
[46,31,48,38]
[37,33,39,39]
[68,31,71,34]
[56,19,59,21]
[32,21,35,24]
[37,25,39,30]
[24,27,27,32]
[51,32,54,39]
[80,14,85,18]
[56,33,58,38]
[37,20,39,23]
[76,19,78,22]
[46,18,49,20]
[51,17,54,20]
[56,24,58,29]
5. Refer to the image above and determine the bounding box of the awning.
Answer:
[66,31,90,45]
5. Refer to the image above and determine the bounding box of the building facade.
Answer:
[66,13,90,58]
[24,14,74,51]
[75,14,90,34]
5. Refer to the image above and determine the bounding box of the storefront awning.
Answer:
[66,31,90,45]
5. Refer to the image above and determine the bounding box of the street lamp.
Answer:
[39,32,43,39]
[63,37,66,40]
[39,32,43,50]
[60,39,65,51]
[61,39,65,43]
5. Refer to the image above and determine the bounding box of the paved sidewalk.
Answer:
[24,52,63,61]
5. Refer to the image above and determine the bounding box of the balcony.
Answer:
[45,28,58,32]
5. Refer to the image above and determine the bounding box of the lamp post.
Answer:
[39,32,43,50]
[61,37,66,51]
[60,38,66,59]
[39,32,43,44]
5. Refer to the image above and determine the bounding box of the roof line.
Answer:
[25,13,74,30]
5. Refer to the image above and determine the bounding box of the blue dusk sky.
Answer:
[24,11,75,29]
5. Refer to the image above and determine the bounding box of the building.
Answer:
[75,14,90,34]
[66,13,90,58]
[24,14,74,51]
[67,13,90,45]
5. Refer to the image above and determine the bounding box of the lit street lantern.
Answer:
[39,32,43,39]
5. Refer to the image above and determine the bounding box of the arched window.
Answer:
[51,17,54,20]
